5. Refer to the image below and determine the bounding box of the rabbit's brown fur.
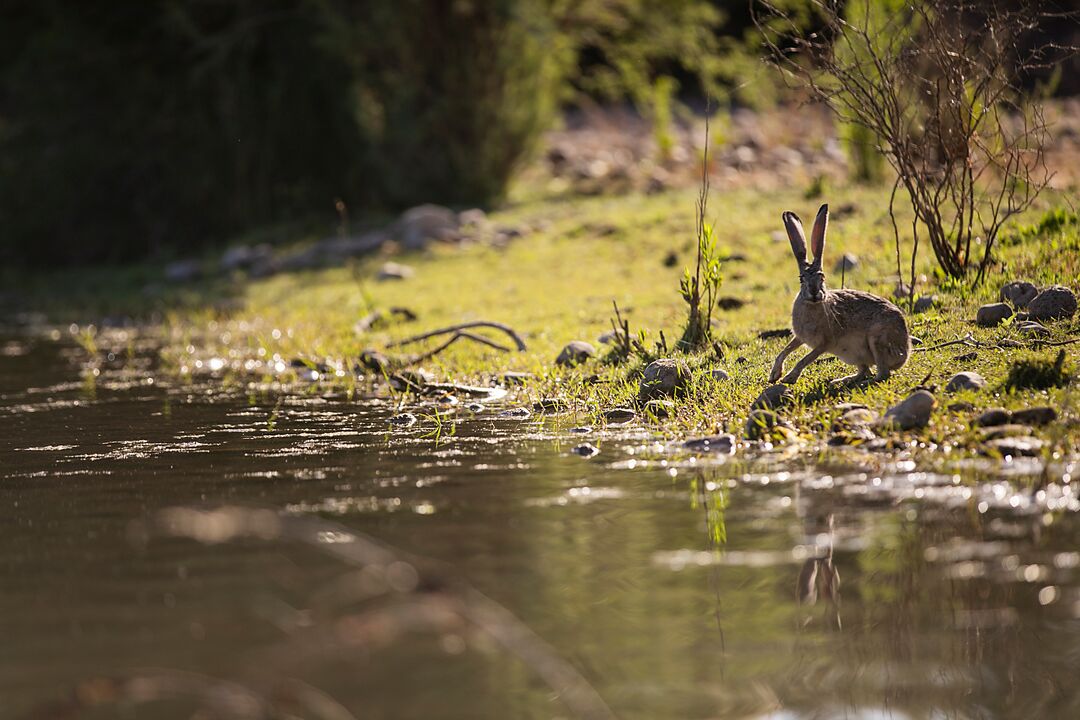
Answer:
[769,204,910,385]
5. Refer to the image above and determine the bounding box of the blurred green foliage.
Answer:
[0,0,802,266]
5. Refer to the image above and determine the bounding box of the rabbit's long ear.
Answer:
[810,204,828,268]
[783,211,807,267]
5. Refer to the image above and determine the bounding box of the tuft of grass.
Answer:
[1005,350,1072,391]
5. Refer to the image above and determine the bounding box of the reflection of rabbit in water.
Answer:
[770,204,911,386]
[794,489,841,627]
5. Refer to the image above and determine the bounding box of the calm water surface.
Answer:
[2,331,1079,719]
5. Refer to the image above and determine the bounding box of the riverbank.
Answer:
[6,176,1079,465]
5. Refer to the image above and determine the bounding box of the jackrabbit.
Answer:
[769,204,910,385]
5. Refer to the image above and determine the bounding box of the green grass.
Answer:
[11,181,1080,460]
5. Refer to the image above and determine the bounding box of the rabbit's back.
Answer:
[794,289,910,369]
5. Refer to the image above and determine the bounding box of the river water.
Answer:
[2,330,1079,719]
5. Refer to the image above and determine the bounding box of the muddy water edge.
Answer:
[2,328,1080,720]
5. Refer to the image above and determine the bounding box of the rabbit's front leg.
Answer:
[779,347,825,384]
[769,337,804,383]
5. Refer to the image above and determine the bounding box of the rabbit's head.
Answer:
[782,204,829,304]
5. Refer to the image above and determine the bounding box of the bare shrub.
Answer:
[756,0,1078,289]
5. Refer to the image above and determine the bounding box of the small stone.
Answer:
[534,398,566,413]
[571,443,600,458]
[758,328,793,340]
[710,368,730,381]
[978,424,1035,441]
[752,384,794,411]
[976,303,1013,327]
[358,350,391,373]
[458,208,488,227]
[436,394,458,407]
[1000,281,1039,309]
[1015,321,1050,337]
[983,436,1046,457]
[500,371,534,386]
[555,341,596,368]
[377,262,414,281]
[568,426,592,434]
[913,295,938,314]
[643,399,675,420]
[716,296,745,310]
[880,390,935,430]
[1027,285,1077,321]
[1011,406,1058,426]
[945,371,986,392]
[832,407,878,432]
[397,204,460,249]
[684,434,736,454]
[828,427,877,445]
[499,407,532,419]
[976,408,1011,427]
[603,407,636,424]
[390,369,434,391]
[834,253,859,273]
[465,402,484,413]
[164,259,202,283]
[948,401,976,412]
[745,409,791,441]
[597,330,619,344]
[638,358,691,401]
[388,413,417,428]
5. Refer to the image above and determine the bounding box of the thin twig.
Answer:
[388,321,526,351]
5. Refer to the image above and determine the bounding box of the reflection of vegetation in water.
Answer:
[689,470,730,547]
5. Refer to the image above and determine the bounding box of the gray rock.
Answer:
[833,407,878,432]
[983,436,1046,457]
[396,204,460,249]
[458,208,488,227]
[913,295,938,314]
[751,384,794,411]
[638,358,691,401]
[499,407,532,419]
[597,330,619,345]
[1011,406,1058,426]
[976,408,1011,427]
[388,413,417,428]
[684,434,736,454]
[164,259,202,283]
[568,426,592,434]
[390,369,434,391]
[976,303,1013,327]
[571,443,600,458]
[555,341,596,368]
[711,368,730,381]
[377,262,414,281]
[880,390,935,430]
[1015,320,1050,337]
[603,407,636,424]
[1027,285,1077,321]
[978,424,1035,441]
[221,244,272,273]
[948,401,976,412]
[834,253,859,273]
[945,371,986,392]
[1000,281,1039,309]
[500,371,534,386]
[745,409,792,441]
[534,398,567,413]
[643,399,675,420]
